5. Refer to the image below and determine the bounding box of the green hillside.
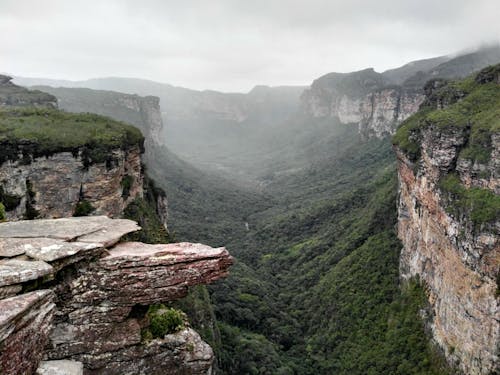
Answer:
[0,107,144,165]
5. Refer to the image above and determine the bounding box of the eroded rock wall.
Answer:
[395,125,499,374]
[0,145,143,220]
[302,84,424,138]
[0,217,233,374]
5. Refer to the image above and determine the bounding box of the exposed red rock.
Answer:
[0,217,233,375]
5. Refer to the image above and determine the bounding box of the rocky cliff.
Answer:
[21,86,170,228]
[0,216,233,374]
[0,80,145,221]
[302,46,500,138]
[393,65,500,374]
[301,68,423,138]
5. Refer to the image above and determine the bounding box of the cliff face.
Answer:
[0,216,233,374]
[301,68,424,138]
[0,145,143,220]
[302,70,424,138]
[302,46,500,138]
[0,80,145,221]
[393,65,500,374]
[24,86,169,227]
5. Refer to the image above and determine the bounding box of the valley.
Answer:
[2,45,499,374]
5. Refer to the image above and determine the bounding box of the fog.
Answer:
[1,0,499,91]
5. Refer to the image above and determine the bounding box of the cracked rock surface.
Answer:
[0,216,232,375]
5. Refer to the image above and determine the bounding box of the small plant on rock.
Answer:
[146,305,187,338]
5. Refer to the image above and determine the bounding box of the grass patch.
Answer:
[439,173,500,225]
[0,107,144,165]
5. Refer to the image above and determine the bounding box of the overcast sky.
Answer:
[1,0,499,92]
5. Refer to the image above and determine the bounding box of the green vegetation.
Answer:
[121,175,134,199]
[0,202,5,221]
[40,78,466,373]
[171,285,222,361]
[122,196,171,244]
[73,200,95,217]
[393,64,500,163]
[23,179,39,220]
[439,173,500,225]
[145,305,186,338]
[0,107,144,165]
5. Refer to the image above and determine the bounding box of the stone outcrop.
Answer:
[0,216,233,374]
[0,145,144,221]
[394,68,499,374]
[301,68,424,138]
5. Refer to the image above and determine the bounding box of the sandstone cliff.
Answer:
[0,216,233,374]
[0,80,145,221]
[302,46,500,138]
[22,86,170,229]
[301,68,423,138]
[393,65,500,374]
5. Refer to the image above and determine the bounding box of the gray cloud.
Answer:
[1,0,499,91]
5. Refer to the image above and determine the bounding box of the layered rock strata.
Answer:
[0,216,233,374]
[0,145,143,221]
[394,70,499,374]
[301,69,424,137]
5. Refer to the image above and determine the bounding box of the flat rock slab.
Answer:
[37,360,83,375]
[0,238,102,262]
[0,216,140,247]
[105,242,230,265]
[0,259,53,287]
[0,238,36,258]
[24,239,103,262]
[76,219,140,247]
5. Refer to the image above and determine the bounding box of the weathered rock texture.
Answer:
[0,217,233,374]
[0,290,56,375]
[395,127,499,373]
[0,145,143,220]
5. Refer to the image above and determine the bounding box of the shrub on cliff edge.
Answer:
[146,305,187,338]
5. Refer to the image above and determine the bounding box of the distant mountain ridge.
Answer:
[12,44,500,179]
[301,45,500,137]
